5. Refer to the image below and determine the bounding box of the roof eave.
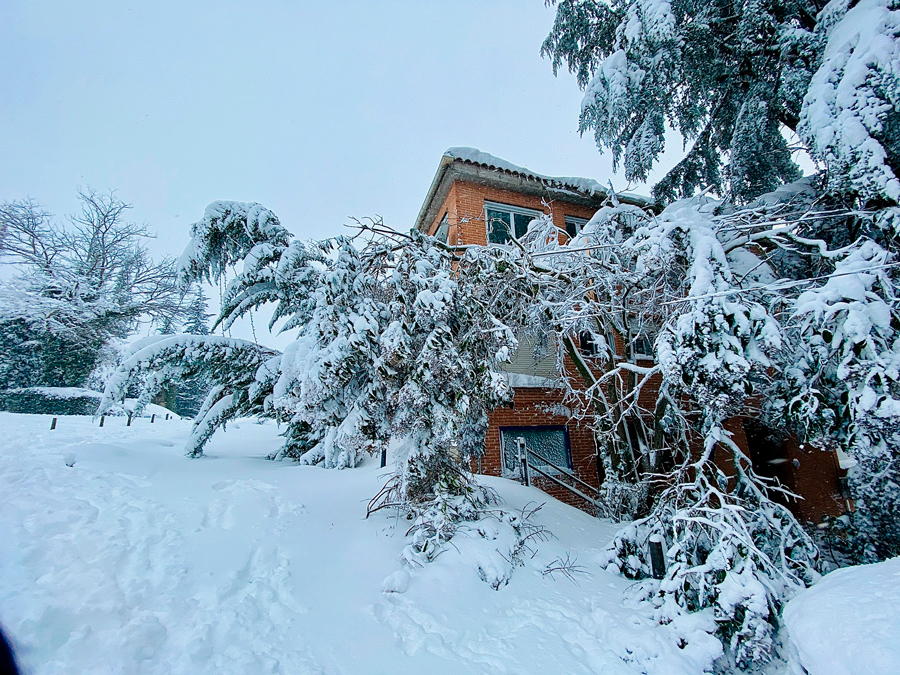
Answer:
[414,154,455,233]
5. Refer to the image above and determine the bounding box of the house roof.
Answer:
[414,147,654,233]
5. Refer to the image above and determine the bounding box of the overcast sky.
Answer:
[1,1,654,249]
[2,0,681,345]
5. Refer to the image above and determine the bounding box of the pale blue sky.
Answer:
[0,1,657,253]
[1,1,686,344]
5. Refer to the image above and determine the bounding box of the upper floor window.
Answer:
[578,331,601,357]
[565,216,589,239]
[434,213,449,243]
[485,201,541,245]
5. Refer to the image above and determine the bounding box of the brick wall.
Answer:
[480,387,600,512]
[426,179,597,245]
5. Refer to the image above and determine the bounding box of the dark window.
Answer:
[500,425,572,479]
[486,208,512,244]
[631,333,653,359]
[579,331,600,356]
[485,202,541,245]
[565,216,588,239]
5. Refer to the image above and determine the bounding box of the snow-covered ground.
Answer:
[0,411,725,675]
[784,555,900,675]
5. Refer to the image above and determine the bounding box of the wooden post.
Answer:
[517,437,529,487]
[165,414,169,421]
[127,413,133,427]
[50,417,57,430]
[380,447,387,468]
[649,534,666,580]
[151,414,155,423]
[99,415,105,427]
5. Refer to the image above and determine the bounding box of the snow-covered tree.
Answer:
[502,194,822,666]
[99,203,533,564]
[0,191,184,391]
[542,8,900,658]
[170,287,215,416]
[542,0,900,208]
[798,0,900,207]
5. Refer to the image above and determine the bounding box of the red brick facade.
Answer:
[483,387,601,512]
[425,180,598,248]
[416,152,848,523]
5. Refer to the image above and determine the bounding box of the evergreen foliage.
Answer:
[174,287,215,417]
[542,0,900,206]
[510,175,900,664]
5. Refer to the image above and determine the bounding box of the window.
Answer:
[433,213,449,243]
[485,201,541,245]
[564,216,588,239]
[630,332,653,359]
[578,331,600,356]
[500,426,572,479]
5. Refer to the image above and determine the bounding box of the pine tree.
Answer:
[174,287,214,416]
[542,0,900,207]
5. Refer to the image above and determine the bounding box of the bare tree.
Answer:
[0,190,186,389]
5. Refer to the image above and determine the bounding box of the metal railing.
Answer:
[514,437,602,509]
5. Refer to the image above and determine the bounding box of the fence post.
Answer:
[50,417,57,430]
[380,447,387,468]
[99,415,105,427]
[517,437,529,487]
[151,414,155,423]
[649,534,666,580]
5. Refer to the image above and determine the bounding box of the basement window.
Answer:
[485,202,541,245]
[500,425,572,479]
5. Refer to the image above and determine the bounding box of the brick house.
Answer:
[415,147,849,522]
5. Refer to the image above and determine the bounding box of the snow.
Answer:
[445,147,652,206]
[784,556,900,675]
[1,411,722,675]
[503,372,556,388]
[799,0,900,202]
[16,386,103,400]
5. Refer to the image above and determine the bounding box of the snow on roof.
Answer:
[444,147,650,205]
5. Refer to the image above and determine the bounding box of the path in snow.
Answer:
[0,412,715,674]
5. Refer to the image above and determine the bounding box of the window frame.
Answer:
[484,201,542,246]
[499,425,573,479]
[629,331,654,360]
[578,331,601,357]
[564,215,589,239]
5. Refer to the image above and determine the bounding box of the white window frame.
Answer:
[630,331,654,360]
[484,201,542,246]
[564,215,589,239]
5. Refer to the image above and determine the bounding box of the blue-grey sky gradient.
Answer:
[0,0,688,345]
[1,1,651,249]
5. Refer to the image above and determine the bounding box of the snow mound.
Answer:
[783,556,900,675]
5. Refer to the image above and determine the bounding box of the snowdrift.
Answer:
[784,555,900,675]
